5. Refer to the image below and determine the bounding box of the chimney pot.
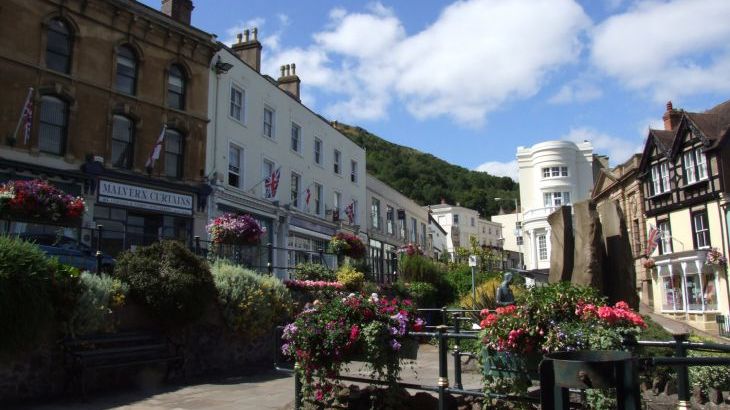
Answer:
[286,64,291,76]
[243,29,249,42]
[252,27,258,41]
[666,101,673,111]
[280,65,286,77]
[278,63,301,101]
[231,26,263,72]
[237,33,243,44]
[662,100,681,131]
[291,63,296,76]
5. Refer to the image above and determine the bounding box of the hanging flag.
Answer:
[145,125,167,172]
[305,188,311,206]
[265,167,281,198]
[13,87,34,145]
[345,202,355,224]
[646,225,661,256]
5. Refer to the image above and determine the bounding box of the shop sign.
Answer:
[98,179,193,215]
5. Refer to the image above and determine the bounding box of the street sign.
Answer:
[468,255,477,267]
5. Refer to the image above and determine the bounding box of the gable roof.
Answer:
[669,99,730,155]
[639,129,676,173]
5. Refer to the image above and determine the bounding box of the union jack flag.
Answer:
[265,167,280,199]
[305,187,311,206]
[345,202,355,224]
[646,225,661,256]
[20,87,34,144]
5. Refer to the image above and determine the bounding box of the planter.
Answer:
[481,349,542,382]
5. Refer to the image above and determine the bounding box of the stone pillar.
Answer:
[597,200,639,308]
[548,206,573,282]
[528,229,536,270]
[571,200,606,292]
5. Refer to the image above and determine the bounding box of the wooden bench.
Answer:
[62,332,184,397]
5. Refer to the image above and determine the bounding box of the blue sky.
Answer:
[142,0,730,180]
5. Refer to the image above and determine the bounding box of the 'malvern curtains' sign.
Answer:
[98,179,193,215]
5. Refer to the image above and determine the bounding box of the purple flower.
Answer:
[390,339,401,351]
[283,323,298,339]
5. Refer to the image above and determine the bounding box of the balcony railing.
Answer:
[522,206,558,222]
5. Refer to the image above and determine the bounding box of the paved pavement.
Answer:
[22,344,482,410]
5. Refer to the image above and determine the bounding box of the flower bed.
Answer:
[0,179,85,224]
[281,293,424,404]
[284,279,344,291]
[327,231,366,259]
[207,213,265,245]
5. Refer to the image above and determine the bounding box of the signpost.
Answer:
[469,255,478,301]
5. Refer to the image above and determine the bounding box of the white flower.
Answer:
[369,293,379,303]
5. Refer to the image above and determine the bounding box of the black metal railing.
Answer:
[276,307,730,410]
[716,314,730,338]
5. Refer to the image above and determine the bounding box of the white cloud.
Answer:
[636,116,665,137]
[475,160,519,181]
[549,79,603,104]
[252,0,590,124]
[562,127,643,165]
[591,0,730,101]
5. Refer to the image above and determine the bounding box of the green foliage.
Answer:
[49,262,84,332]
[444,263,490,298]
[336,123,519,218]
[458,277,503,312]
[211,260,293,339]
[67,272,128,336]
[293,262,336,282]
[336,265,365,292]
[393,281,438,308]
[114,240,215,327]
[636,316,675,383]
[688,346,730,394]
[517,281,603,323]
[0,236,56,353]
[398,254,443,283]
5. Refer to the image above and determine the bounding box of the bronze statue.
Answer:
[495,272,515,306]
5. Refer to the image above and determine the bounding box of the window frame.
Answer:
[350,160,358,183]
[262,158,275,197]
[228,143,242,188]
[115,45,138,95]
[263,106,275,139]
[111,114,134,169]
[657,220,672,255]
[38,95,68,156]
[334,149,341,174]
[371,198,380,229]
[314,182,323,215]
[164,128,184,179]
[538,234,548,260]
[692,211,710,249]
[386,205,394,235]
[290,171,300,208]
[314,137,322,166]
[46,19,72,74]
[291,122,301,153]
[167,64,186,110]
[230,85,244,122]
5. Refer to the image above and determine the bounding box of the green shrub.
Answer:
[0,236,56,353]
[293,262,336,282]
[114,241,215,326]
[336,265,364,291]
[398,254,444,283]
[212,260,293,339]
[66,272,129,337]
[458,277,501,311]
[404,281,438,308]
[444,263,490,298]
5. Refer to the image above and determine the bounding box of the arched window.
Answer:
[116,45,138,95]
[38,96,68,155]
[164,129,184,178]
[46,19,72,73]
[167,65,186,110]
[111,115,134,168]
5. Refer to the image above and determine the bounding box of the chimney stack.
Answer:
[662,101,682,131]
[231,27,262,72]
[277,63,301,101]
[161,0,194,25]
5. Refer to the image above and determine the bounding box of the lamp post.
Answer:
[495,197,523,270]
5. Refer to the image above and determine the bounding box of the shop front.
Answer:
[287,215,337,272]
[91,179,195,256]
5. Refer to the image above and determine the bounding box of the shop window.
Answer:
[46,19,72,73]
[703,272,718,311]
[167,64,186,110]
[164,129,184,179]
[660,272,684,311]
[228,144,242,188]
[116,45,137,95]
[111,115,134,169]
[38,96,68,155]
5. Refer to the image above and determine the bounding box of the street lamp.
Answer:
[494,197,523,269]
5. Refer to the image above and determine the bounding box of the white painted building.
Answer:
[515,140,596,270]
[206,33,366,278]
[428,202,502,259]
[366,174,431,278]
[491,212,523,268]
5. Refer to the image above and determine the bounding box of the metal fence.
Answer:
[276,308,730,410]
[717,315,730,338]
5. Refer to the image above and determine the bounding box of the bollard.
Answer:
[452,312,463,390]
[268,242,274,275]
[95,225,103,274]
[294,362,302,410]
[441,306,448,327]
[674,333,690,410]
[194,236,200,255]
[436,325,449,410]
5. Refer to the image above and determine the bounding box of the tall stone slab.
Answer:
[597,200,640,308]
[548,206,573,283]
[571,200,606,292]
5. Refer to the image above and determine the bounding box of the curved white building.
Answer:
[516,141,597,270]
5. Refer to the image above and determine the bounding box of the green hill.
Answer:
[334,123,519,218]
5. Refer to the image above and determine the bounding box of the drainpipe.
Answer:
[719,194,730,315]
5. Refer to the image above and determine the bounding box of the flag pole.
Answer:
[13,87,33,143]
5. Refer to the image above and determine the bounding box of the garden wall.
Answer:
[0,301,274,403]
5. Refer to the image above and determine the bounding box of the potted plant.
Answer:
[327,231,366,260]
[0,179,85,224]
[281,293,424,405]
[207,213,265,245]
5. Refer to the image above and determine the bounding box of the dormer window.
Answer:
[650,161,670,195]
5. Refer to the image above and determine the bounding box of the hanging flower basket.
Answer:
[207,213,265,245]
[0,179,85,224]
[643,258,656,269]
[327,231,366,259]
[706,248,727,268]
